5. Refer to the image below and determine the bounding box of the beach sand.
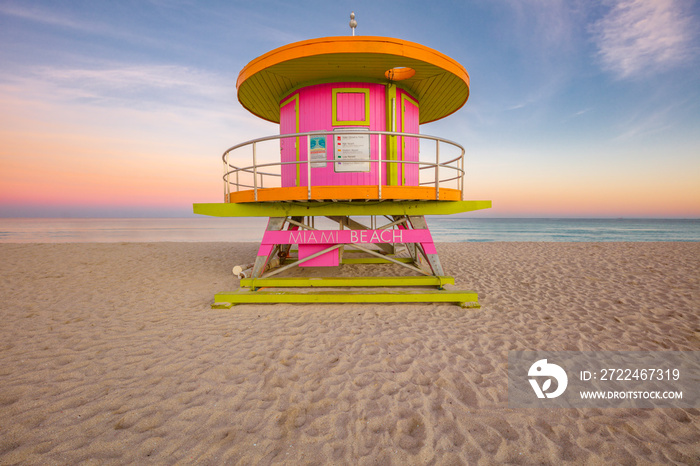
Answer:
[0,242,698,464]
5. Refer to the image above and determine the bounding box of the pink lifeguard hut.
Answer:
[194,15,491,307]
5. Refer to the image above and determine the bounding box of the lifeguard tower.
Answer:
[194,14,491,307]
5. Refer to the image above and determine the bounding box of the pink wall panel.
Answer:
[401,90,420,186]
[280,98,297,187]
[335,92,366,122]
[299,82,384,187]
[279,82,419,188]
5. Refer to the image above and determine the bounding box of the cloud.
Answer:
[560,108,592,122]
[484,0,590,113]
[591,0,697,79]
[508,0,579,51]
[0,61,245,121]
[0,3,97,32]
[0,3,176,53]
[36,65,231,107]
[612,103,677,141]
[0,62,266,159]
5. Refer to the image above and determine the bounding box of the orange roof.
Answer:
[237,36,470,124]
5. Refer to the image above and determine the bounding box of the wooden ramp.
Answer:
[212,276,480,309]
[205,214,483,310]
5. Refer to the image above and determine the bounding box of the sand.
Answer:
[0,242,698,464]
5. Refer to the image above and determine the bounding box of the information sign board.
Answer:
[333,128,370,172]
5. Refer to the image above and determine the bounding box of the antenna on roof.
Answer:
[349,12,357,36]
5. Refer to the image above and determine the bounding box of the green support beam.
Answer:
[213,288,480,308]
[194,200,491,217]
[240,276,455,288]
[341,257,413,265]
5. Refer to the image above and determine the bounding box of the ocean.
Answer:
[0,217,698,243]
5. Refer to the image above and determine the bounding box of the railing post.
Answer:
[223,152,228,203]
[306,135,311,200]
[253,142,258,202]
[460,147,465,200]
[435,140,440,200]
[378,134,383,200]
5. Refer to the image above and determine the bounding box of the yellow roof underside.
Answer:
[237,36,470,124]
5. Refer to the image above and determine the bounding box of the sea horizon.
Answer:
[1,217,698,243]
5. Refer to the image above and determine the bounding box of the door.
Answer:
[401,94,419,186]
[280,94,300,187]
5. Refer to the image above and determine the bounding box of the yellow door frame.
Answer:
[280,93,300,186]
[400,93,419,186]
[385,84,398,185]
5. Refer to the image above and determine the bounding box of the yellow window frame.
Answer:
[332,88,370,126]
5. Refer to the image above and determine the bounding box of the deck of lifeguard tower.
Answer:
[193,32,490,308]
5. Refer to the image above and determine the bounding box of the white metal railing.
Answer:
[221,130,466,202]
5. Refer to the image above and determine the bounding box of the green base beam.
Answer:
[278,257,412,265]
[341,257,413,264]
[212,288,480,308]
[194,200,491,217]
[240,275,455,288]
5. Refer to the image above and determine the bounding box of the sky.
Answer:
[1,0,698,218]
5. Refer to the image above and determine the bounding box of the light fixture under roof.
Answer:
[385,67,416,81]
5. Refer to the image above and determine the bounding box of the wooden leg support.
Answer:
[212,214,480,309]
